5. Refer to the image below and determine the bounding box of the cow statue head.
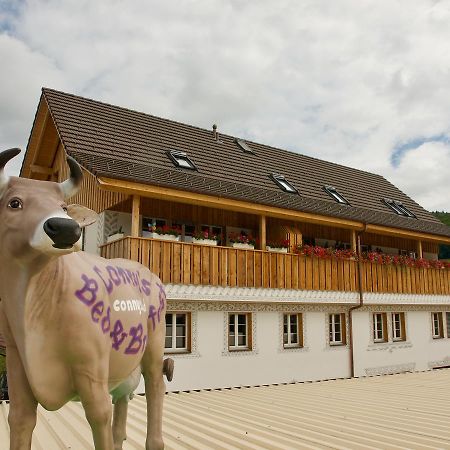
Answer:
[0,148,96,261]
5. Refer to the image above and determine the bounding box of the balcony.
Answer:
[100,237,450,295]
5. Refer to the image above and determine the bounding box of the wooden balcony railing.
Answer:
[99,237,450,295]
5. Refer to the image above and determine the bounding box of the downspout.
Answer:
[348,226,366,378]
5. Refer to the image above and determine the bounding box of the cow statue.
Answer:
[0,148,174,450]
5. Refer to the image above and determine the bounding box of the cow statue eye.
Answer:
[62,206,68,213]
[8,198,23,210]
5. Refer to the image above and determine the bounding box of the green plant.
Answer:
[108,226,123,237]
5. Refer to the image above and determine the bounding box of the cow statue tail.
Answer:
[163,358,174,382]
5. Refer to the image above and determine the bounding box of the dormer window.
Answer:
[270,173,297,193]
[383,198,415,218]
[236,139,254,154]
[324,185,349,205]
[167,150,197,170]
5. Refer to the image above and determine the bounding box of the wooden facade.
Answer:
[100,237,450,295]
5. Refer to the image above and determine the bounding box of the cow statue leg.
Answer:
[6,345,38,450]
[112,396,129,450]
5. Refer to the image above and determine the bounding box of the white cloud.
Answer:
[0,0,449,210]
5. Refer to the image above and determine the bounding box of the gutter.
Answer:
[348,228,366,378]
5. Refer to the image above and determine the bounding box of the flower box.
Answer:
[143,231,180,241]
[232,243,255,250]
[193,238,217,246]
[266,246,288,253]
[107,233,124,243]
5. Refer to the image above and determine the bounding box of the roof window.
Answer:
[236,139,254,154]
[383,198,415,218]
[167,150,197,170]
[270,173,297,193]
[324,185,349,205]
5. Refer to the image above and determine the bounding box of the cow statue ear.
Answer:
[66,204,98,228]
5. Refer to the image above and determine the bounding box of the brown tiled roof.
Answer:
[40,88,450,238]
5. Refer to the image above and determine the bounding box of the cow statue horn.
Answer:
[59,156,83,198]
[0,148,21,197]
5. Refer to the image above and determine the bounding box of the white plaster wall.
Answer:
[352,310,450,377]
[163,310,350,392]
[83,222,100,255]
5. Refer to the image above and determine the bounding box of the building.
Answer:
[20,88,450,392]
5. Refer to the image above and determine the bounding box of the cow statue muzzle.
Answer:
[43,217,82,249]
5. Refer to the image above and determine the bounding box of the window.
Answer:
[165,312,191,353]
[270,173,297,193]
[373,313,388,343]
[432,312,444,339]
[283,313,303,348]
[200,224,223,245]
[383,198,415,218]
[167,150,197,170]
[391,312,406,341]
[228,313,252,350]
[324,185,349,205]
[329,313,346,345]
[446,313,450,338]
[236,139,254,154]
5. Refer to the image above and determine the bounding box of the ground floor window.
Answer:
[165,312,191,353]
[329,313,346,346]
[283,313,303,348]
[228,313,252,350]
[432,312,444,339]
[373,313,388,343]
[391,312,406,341]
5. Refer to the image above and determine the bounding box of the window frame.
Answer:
[228,312,252,351]
[323,185,349,205]
[236,139,255,154]
[164,311,191,354]
[270,173,297,194]
[373,312,388,343]
[283,313,303,349]
[432,312,444,339]
[167,150,197,170]
[383,198,415,218]
[391,312,406,342]
[329,313,346,346]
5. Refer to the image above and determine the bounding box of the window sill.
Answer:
[228,347,252,352]
[329,342,345,347]
[164,350,191,355]
[283,344,303,349]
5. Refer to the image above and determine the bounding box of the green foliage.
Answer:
[433,212,450,259]
[0,355,5,374]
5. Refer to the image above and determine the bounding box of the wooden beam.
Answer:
[97,177,363,231]
[351,230,357,253]
[416,240,423,259]
[259,215,266,250]
[131,195,140,238]
[30,164,54,175]
[365,224,450,245]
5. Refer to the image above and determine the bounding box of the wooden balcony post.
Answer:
[131,195,141,237]
[351,230,357,253]
[259,215,266,250]
[416,240,423,259]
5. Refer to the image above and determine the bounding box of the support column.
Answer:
[416,240,423,259]
[259,215,266,250]
[351,230,357,253]
[131,195,141,237]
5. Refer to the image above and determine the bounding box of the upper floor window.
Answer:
[392,312,406,341]
[283,313,303,348]
[329,313,346,346]
[228,313,252,350]
[167,150,197,170]
[383,198,415,218]
[432,312,444,339]
[324,185,349,205]
[270,173,297,193]
[373,313,387,343]
[165,312,191,353]
[236,139,254,154]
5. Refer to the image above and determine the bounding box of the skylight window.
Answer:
[236,139,254,154]
[383,198,415,218]
[167,150,197,170]
[324,185,349,205]
[270,173,297,193]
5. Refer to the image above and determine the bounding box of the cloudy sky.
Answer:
[1,0,449,211]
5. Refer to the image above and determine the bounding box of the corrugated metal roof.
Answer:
[35,88,450,239]
[2,369,450,449]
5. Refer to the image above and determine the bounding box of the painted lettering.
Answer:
[93,266,113,294]
[75,274,98,306]
[141,278,151,296]
[91,301,104,323]
[156,282,166,322]
[101,306,111,334]
[125,323,144,354]
[148,304,157,330]
[110,320,128,351]
[106,266,121,287]
[116,267,131,284]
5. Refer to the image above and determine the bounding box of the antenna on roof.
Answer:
[212,124,218,141]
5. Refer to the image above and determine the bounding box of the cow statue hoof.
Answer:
[163,358,174,382]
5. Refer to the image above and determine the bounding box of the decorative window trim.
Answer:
[167,150,197,170]
[373,312,388,343]
[228,312,252,351]
[236,139,254,154]
[391,312,406,341]
[222,312,257,357]
[283,313,304,349]
[432,312,444,339]
[164,311,192,354]
[323,185,349,205]
[328,313,347,347]
[270,173,297,194]
[383,198,416,218]
[278,312,309,353]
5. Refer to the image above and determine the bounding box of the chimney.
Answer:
[212,124,218,141]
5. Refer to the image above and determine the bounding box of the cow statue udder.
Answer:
[0,148,173,450]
